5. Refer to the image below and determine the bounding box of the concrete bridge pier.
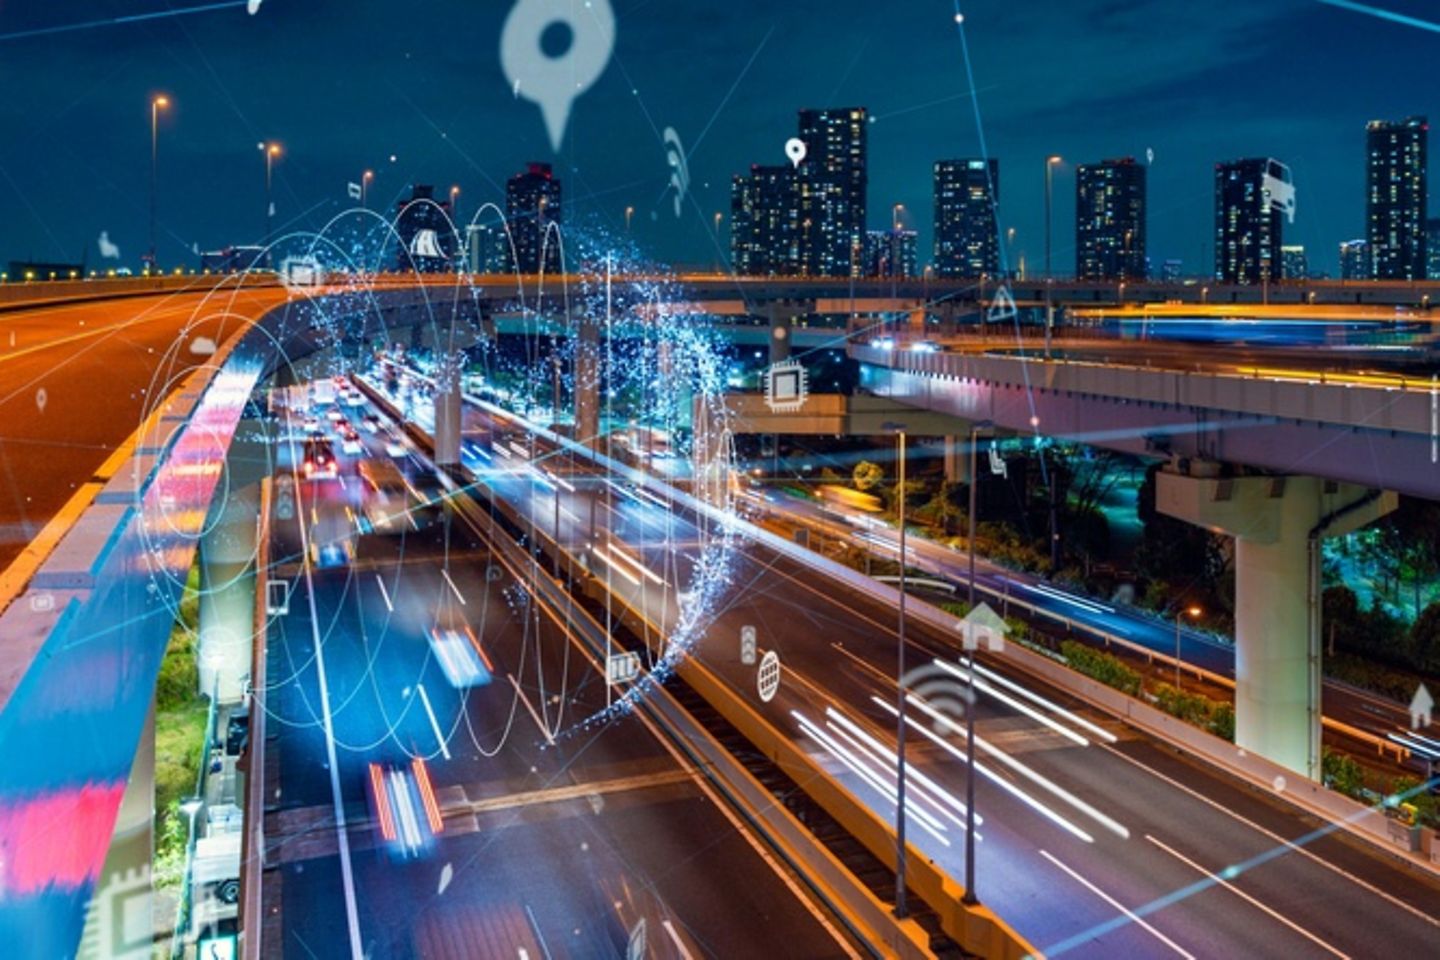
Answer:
[943,434,972,485]
[433,351,463,466]
[767,303,794,365]
[574,314,601,451]
[1157,470,1396,778]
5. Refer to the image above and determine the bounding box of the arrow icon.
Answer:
[1411,683,1434,730]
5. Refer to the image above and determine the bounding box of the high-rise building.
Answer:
[933,159,1000,278]
[1075,157,1146,280]
[1366,117,1427,280]
[1160,259,1183,281]
[395,185,457,273]
[796,107,867,277]
[1281,244,1308,280]
[465,222,504,274]
[504,162,562,274]
[863,228,917,278]
[1339,239,1370,280]
[1428,217,1440,279]
[731,165,800,276]
[1214,159,1282,284]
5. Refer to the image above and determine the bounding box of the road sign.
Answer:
[627,918,646,960]
[607,651,641,686]
[956,601,1008,653]
[740,625,757,665]
[757,650,781,703]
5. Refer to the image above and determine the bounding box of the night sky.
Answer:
[0,0,1433,276]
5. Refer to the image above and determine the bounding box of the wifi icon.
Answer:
[901,662,975,736]
[663,126,690,218]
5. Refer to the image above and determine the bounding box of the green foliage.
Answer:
[1390,776,1439,829]
[1322,749,1367,800]
[1061,640,1142,696]
[939,601,972,620]
[1409,600,1440,674]
[852,460,885,492]
[1324,652,1418,703]
[1153,684,1235,741]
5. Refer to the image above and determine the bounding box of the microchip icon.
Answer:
[764,359,808,413]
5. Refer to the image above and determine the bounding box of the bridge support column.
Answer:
[198,464,263,705]
[943,434,970,485]
[1157,471,1396,778]
[767,304,791,365]
[433,352,463,466]
[575,315,601,450]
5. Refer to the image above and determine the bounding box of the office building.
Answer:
[796,107,868,277]
[1214,158,1282,284]
[1281,245,1308,280]
[864,228,918,278]
[504,162,562,274]
[1160,259,1183,281]
[1339,239,1370,280]
[1075,157,1146,280]
[465,222,505,274]
[731,165,800,276]
[933,158,1000,278]
[1366,117,1427,280]
[394,184,456,273]
[1428,218,1440,279]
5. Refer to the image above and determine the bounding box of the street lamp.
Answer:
[259,141,281,265]
[964,419,993,906]
[449,184,461,224]
[892,203,904,231]
[1045,156,1062,281]
[148,95,170,272]
[361,169,374,209]
[1175,605,1202,689]
[882,421,909,918]
[625,205,635,231]
[172,796,204,954]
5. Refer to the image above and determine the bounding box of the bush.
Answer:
[1322,749,1367,800]
[1390,776,1438,829]
[853,460,884,492]
[1061,640,1142,696]
[1207,703,1235,741]
[1153,684,1235,741]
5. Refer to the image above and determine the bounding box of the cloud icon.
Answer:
[189,336,217,356]
[98,231,120,259]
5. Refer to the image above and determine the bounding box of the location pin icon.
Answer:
[35,387,47,414]
[501,0,617,152]
[785,138,807,168]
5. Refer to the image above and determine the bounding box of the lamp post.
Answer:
[260,141,281,266]
[892,203,904,231]
[449,184,461,224]
[964,419,993,905]
[172,796,204,955]
[1175,605,1202,690]
[1045,156,1061,280]
[361,169,373,210]
[882,421,909,918]
[625,205,635,232]
[148,95,169,273]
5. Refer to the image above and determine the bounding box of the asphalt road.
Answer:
[389,373,1440,959]
[0,287,289,571]
[258,387,855,959]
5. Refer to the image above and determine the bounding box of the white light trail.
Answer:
[970,661,1118,743]
[933,659,1088,747]
[415,683,450,760]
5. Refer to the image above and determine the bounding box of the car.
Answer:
[366,758,444,859]
[361,412,381,434]
[428,609,494,688]
[325,407,344,422]
[332,416,351,433]
[301,415,319,433]
[385,432,408,458]
[302,438,337,479]
[341,434,363,456]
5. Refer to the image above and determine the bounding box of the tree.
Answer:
[1410,601,1440,674]
[852,460,884,492]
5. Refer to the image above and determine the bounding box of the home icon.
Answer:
[956,602,1009,653]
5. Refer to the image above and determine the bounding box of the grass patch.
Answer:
[1060,640,1142,697]
[153,563,208,892]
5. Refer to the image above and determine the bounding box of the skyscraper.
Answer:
[933,158,999,278]
[1281,244,1308,280]
[504,162,562,274]
[731,165,800,276]
[1214,159,1282,284]
[863,228,918,278]
[394,184,456,273]
[1075,158,1145,280]
[796,107,867,277]
[1366,117,1427,280]
[1339,239,1370,280]
[1427,217,1440,280]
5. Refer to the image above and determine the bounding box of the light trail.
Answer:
[1315,0,1440,34]
[0,2,247,43]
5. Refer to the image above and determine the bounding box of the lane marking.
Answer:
[1039,849,1196,959]
[662,920,695,959]
[442,567,467,605]
[375,573,393,612]
[415,683,450,760]
[1145,834,1351,959]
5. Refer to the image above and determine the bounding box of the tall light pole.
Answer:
[1045,155,1062,280]
[892,202,904,231]
[361,169,373,210]
[148,95,169,272]
[882,421,909,918]
[964,419,993,905]
[260,141,281,266]
[625,205,635,232]
[449,184,461,224]
[1175,605,1202,689]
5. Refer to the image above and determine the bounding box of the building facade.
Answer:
[933,158,1000,278]
[1075,157,1146,280]
[863,228,918,278]
[1281,244,1308,280]
[1214,158,1282,284]
[504,162,562,274]
[731,165,800,276]
[1339,239,1370,280]
[1366,117,1427,280]
[1428,217,1440,280]
[796,107,868,277]
[394,184,457,273]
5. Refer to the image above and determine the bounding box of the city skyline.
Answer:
[0,1,1436,278]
